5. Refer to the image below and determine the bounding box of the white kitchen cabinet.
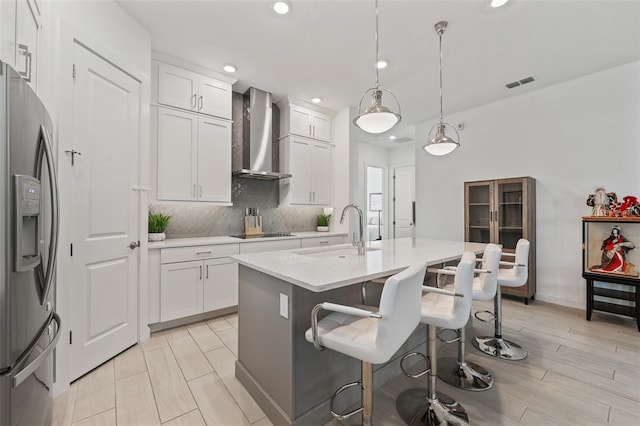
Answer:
[1,0,41,90]
[203,258,237,312]
[280,101,332,142]
[280,136,332,206]
[239,239,301,254]
[156,244,240,323]
[160,260,203,322]
[158,62,232,120]
[157,107,231,203]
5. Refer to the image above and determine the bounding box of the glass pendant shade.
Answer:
[353,89,401,134]
[353,0,401,134]
[424,122,460,156]
[425,21,459,156]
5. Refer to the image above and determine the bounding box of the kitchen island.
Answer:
[230,238,486,426]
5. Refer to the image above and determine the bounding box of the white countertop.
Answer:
[148,231,348,249]
[230,238,487,292]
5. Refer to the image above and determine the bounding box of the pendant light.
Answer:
[424,21,460,156]
[353,0,401,134]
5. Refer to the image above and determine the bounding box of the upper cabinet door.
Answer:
[157,107,198,201]
[197,116,231,202]
[15,0,41,90]
[311,142,331,205]
[198,76,232,119]
[289,105,313,138]
[310,112,331,142]
[158,63,199,111]
[288,138,313,204]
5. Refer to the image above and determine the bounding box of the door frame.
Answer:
[364,162,388,241]
[53,20,150,395]
[392,164,415,239]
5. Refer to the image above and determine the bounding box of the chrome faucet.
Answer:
[340,204,365,255]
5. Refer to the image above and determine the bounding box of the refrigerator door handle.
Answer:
[35,125,60,304]
[11,312,61,388]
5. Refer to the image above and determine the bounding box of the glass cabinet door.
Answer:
[496,180,524,250]
[466,182,492,243]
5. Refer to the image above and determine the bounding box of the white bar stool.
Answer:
[436,243,501,391]
[305,262,427,426]
[473,239,529,360]
[398,252,476,426]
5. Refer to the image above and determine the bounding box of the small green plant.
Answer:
[148,212,171,233]
[317,214,331,227]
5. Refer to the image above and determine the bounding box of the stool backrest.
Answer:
[500,239,529,286]
[475,243,502,298]
[376,262,427,360]
[449,251,476,329]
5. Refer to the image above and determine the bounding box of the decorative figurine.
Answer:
[586,187,616,217]
[608,195,640,217]
[590,226,637,276]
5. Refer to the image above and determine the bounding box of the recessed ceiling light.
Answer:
[490,0,510,7]
[389,135,397,140]
[376,60,388,69]
[273,1,290,15]
[223,64,237,73]
[311,97,322,104]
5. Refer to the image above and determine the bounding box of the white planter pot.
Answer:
[316,226,329,232]
[148,232,166,242]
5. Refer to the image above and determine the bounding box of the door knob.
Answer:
[129,241,140,249]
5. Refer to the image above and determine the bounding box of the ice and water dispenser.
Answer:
[13,174,42,272]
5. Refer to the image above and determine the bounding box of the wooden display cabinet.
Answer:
[582,217,640,331]
[464,177,536,303]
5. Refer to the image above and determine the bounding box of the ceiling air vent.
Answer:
[506,75,536,89]
[393,137,413,143]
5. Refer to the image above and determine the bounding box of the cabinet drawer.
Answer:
[239,239,301,254]
[300,236,345,248]
[161,244,239,263]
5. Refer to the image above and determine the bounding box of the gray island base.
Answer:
[231,238,486,425]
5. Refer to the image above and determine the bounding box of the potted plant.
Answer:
[148,212,171,242]
[316,213,331,232]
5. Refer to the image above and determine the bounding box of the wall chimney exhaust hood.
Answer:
[232,87,292,180]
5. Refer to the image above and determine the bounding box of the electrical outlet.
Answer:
[280,293,289,319]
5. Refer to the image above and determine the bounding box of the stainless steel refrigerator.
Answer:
[0,63,61,425]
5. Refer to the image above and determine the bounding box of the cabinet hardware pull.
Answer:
[193,184,196,198]
[199,184,203,197]
[199,95,203,110]
[309,191,312,202]
[196,250,212,255]
[200,265,203,279]
[206,265,209,279]
[192,94,197,109]
[309,124,312,136]
[312,192,315,202]
[319,241,329,245]
[312,125,315,138]
[18,44,32,82]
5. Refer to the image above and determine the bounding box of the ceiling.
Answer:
[117,0,640,148]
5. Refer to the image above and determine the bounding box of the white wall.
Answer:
[389,143,415,168]
[331,107,351,233]
[415,61,640,308]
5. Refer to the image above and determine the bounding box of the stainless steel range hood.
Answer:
[232,87,291,180]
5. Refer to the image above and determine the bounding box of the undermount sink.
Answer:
[296,245,380,258]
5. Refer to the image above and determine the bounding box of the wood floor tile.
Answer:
[145,346,197,422]
[71,361,115,422]
[115,372,160,425]
[53,382,77,426]
[519,408,570,426]
[206,317,234,332]
[205,347,265,422]
[70,409,116,426]
[188,373,251,426]
[252,416,274,426]
[542,370,640,414]
[141,333,169,352]
[187,321,225,352]
[162,409,206,426]
[114,344,147,380]
[609,406,640,425]
[167,332,213,381]
[226,313,238,328]
[216,327,238,356]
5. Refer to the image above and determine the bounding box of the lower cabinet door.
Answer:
[203,258,238,312]
[160,260,204,321]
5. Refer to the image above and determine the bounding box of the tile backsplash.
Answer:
[150,178,324,238]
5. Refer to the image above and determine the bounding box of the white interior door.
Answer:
[69,43,140,380]
[394,166,415,238]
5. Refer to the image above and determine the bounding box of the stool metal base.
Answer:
[472,336,528,360]
[396,388,469,426]
[436,357,494,391]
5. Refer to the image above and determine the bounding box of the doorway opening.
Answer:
[366,165,387,241]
